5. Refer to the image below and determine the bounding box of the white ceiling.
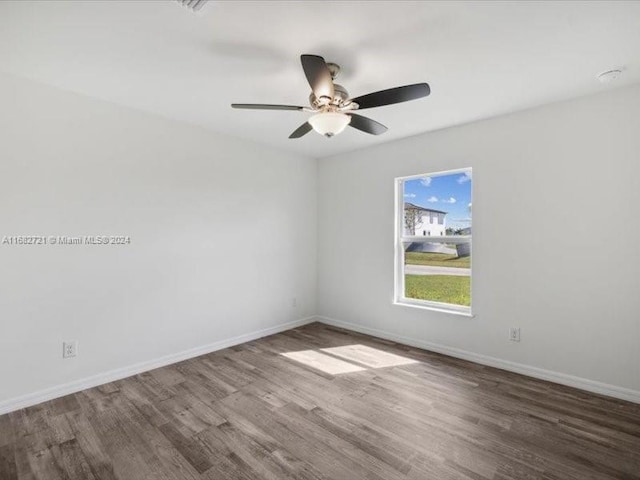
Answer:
[1,1,639,158]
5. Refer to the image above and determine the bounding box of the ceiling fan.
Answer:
[231,54,430,139]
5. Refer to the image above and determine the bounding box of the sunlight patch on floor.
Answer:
[321,344,419,368]
[281,344,419,374]
[281,350,366,375]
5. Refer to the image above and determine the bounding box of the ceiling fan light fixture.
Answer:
[308,112,351,137]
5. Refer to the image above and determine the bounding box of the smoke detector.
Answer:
[597,69,623,84]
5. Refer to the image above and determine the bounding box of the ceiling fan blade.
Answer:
[289,122,313,139]
[231,104,304,111]
[350,83,430,110]
[300,54,335,101]
[348,113,388,135]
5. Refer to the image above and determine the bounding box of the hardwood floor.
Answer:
[1,322,639,479]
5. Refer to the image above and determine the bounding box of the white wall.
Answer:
[318,85,640,395]
[2,70,638,411]
[0,72,317,409]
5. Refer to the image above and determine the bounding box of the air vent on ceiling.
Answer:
[176,0,208,12]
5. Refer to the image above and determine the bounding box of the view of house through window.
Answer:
[395,168,472,312]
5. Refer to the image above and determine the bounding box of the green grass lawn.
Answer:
[405,275,471,306]
[405,252,470,268]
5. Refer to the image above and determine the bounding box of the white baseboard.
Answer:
[0,316,316,416]
[317,316,640,404]
[3,314,637,415]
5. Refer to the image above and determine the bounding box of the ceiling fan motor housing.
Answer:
[309,83,350,109]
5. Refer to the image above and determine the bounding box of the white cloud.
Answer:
[420,177,432,187]
[427,196,438,203]
[403,193,416,198]
[442,197,457,204]
[457,171,472,184]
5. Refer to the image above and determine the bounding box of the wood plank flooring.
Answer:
[1,322,639,479]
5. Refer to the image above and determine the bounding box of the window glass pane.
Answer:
[399,169,472,311]
[403,171,472,236]
[404,241,471,307]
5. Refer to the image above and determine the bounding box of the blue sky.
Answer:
[404,170,472,229]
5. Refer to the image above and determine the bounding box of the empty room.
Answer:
[1,1,639,479]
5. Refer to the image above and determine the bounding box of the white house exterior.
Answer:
[404,202,447,237]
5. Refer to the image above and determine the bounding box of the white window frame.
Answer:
[394,168,473,316]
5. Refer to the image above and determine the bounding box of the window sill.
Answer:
[393,300,475,318]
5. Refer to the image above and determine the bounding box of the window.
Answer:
[395,168,472,314]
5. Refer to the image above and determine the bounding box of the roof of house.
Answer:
[404,202,448,215]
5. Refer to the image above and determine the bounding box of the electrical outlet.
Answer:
[292,297,297,308]
[63,341,78,358]
[509,327,520,342]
